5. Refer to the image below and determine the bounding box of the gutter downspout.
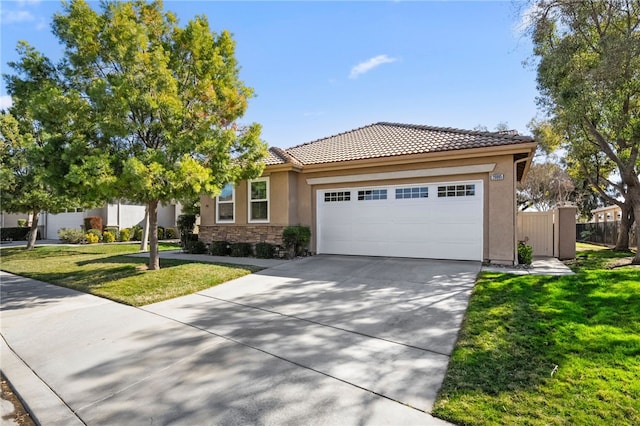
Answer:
[514,155,531,265]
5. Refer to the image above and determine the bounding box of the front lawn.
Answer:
[433,248,640,425]
[0,244,261,306]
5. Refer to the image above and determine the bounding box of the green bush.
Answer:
[119,228,131,242]
[177,215,197,248]
[255,242,275,259]
[102,231,116,243]
[230,242,252,257]
[104,226,119,240]
[17,219,27,227]
[165,227,177,239]
[87,228,102,241]
[85,232,99,244]
[209,241,230,256]
[517,242,533,265]
[1,227,41,241]
[58,228,84,244]
[133,227,143,241]
[187,240,208,254]
[157,226,165,240]
[282,226,311,257]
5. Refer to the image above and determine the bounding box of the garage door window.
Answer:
[324,191,350,202]
[437,184,475,197]
[248,178,269,222]
[357,189,387,200]
[395,187,428,199]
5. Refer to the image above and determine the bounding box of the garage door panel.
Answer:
[317,181,483,261]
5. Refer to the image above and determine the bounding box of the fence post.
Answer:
[554,206,577,260]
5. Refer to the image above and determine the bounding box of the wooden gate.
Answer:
[517,211,554,257]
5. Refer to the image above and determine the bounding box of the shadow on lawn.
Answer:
[436,255,640,399]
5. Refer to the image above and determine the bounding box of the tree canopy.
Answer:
[528,0,640,260]
[4,0,267,266]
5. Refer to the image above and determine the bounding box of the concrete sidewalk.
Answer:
[0,267,452,425]
[481,257,574,276]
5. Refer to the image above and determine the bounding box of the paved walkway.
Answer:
[1,255,472,425]
[127,249,290,268]
[481,257,575,276]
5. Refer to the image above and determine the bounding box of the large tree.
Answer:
[2,43,108,249]
[529,0,640,261]
[517,161,575,211]
[43,0,266,269]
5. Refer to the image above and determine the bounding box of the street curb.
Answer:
[0,338,84,426]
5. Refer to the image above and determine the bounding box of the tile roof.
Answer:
[281,122,534,166]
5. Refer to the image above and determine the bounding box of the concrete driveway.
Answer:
[1,255,480,425]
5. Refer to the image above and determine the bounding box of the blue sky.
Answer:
[1,1,538,149]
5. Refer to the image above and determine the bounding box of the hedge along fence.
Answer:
[1,227,42,241]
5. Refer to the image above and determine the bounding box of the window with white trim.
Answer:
[216,183,235,223]
[437,184,475,197]
[395,187,428,199]
[248,178,269,222]
[357,189,387,200]
[324,191,350,202]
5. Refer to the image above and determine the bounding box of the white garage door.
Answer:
[316,181,483,261]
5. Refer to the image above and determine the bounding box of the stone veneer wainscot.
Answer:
[199,225,286,246]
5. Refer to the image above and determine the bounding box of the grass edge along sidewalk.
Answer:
[0,243,261,306]
[432,246,640,425]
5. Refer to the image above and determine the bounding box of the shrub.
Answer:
[157,226,165,240]
[255,242,275,259]
[85,232,99,244]
[177,214,197,248]
[165,227,178,239]
[58,228,85,244]
[209,241,230,256]
[517,242,533,265]
[133,227,143,241]
[119,228,132,242]
[187,240,208,254]
[282,226,311,257]
[230,242,253,257]
[1,227,41,241]
[102,231,116,243]
[88,229,102,241]
[83,216,102,232]
[17,218,27,227]
[104,226,120,240]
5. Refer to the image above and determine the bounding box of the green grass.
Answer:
[433,248,640,425]
[0,243,261,306]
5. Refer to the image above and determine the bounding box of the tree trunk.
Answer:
[148,200,160,271]
[140,205,149,252]
[614,203,631,251]
[26,210,39,250]
[632,204,640,265]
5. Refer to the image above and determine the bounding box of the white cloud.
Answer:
[349,54,398,79]
[0,96,13,110]
[1,9,35,24]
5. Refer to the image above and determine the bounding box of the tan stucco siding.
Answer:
[486,155,517,264]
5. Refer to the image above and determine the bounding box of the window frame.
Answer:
[247,177,270,223]
[216,183,235,224]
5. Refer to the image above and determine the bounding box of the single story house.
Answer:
[590,205,622,223]
[200,122,537,264]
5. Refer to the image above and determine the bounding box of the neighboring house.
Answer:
[200,122,537,264]
[590,205,622,223]
[1,201,181,239]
